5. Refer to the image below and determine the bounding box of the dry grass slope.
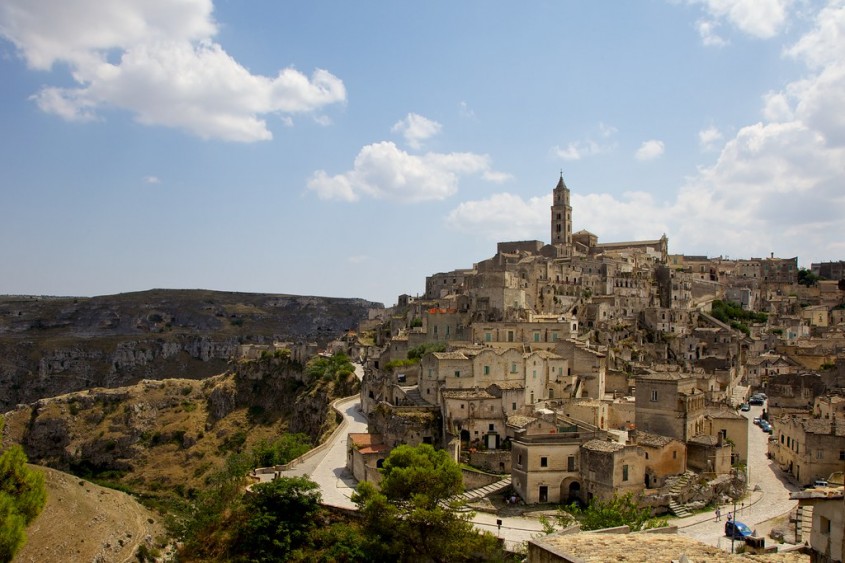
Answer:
[14,466,167,563]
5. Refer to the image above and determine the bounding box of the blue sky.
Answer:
[1,1,843,307]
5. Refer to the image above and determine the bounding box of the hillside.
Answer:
[0,289,380,409]
[1,352,358,498]
[14,465,167,563]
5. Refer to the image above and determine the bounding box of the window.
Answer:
[517,454,522,466]
[622,464,629,481]
[460,404,464,409]
[511,362,517,373]
[540,457,548,468]
[484,365,490,375]
[816,449,823,459]
[485,332,492,342]
[507,330,514,342]
[567,456,575,471]
[673,450,677,459]
[512,402,517,411]
[820,516,831,534]
[489,424,494,431]
[454,370,460,377]
[533,332,540,342]
[840,450,845,460]
[651,390,658,402]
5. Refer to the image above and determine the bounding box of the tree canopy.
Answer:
[352,443,504,562]
[556,492,666,533]
[0,440,47,563]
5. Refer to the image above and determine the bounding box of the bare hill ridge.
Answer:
[0,289,380,409]
[14,465,167,563]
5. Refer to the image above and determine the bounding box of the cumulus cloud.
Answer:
[698,126,723,150]
[391,113,442,149]
[635,139,665,160]
[690,0,792,40]
[445,2,845,265]
[446,193,550,241]
[697,19,728,46]
[0,0,346,141]
[551,123,618,161]
[307,141,505,203]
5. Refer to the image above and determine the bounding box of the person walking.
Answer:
[715,507,721,521]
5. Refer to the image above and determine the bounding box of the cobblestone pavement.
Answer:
[674,403,801,551]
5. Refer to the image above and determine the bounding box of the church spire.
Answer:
[550,172,572,247]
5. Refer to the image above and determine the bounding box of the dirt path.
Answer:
[15,466,167,563]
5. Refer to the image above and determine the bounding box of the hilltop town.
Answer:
[343,174,844,560]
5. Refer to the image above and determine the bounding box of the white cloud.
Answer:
[143,175,160,184]
[459,101,476,119]
[0,0,346,141]
[635,139,665,160]
[552,140,606,161]
[446,2,845,265]
[551,123,618,161]
[445,193,550,241]
[691,0,792,40]
[697,19,729,46]
[347,255,369,264]
[307,141,504,203]
[391,113,442,149]
[698,126,723,150]
[313,115,333,127]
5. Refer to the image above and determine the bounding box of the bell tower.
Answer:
[550,172,572,247]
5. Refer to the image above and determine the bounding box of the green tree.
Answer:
[236,476,322,562]
[306,353,355,383]
[352,444,503,562]
[251,433,312,468]
[0,444,47,562]
[558,492,665,532]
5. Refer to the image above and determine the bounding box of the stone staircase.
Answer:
[668,471,695,517]
[670,470,694,495]
[669,499,692,518]
[442,476,512,511]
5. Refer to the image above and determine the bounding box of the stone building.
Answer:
[579,439,645,501]
[632,431,686,489]
[509,415,600,504]
[769,415,845,485]
[634,372,705,441]
[790,487,844,563]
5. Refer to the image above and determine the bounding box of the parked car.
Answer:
[814,479,829,488]
[725,520,753,539]
[740,403,750,411]
[759,421,771,432]
[753,417,761,426]
[748,397,764,405]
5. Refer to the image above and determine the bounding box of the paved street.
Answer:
[255,363,544,548]
[674,403,801,551]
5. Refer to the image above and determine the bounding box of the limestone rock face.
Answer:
[0,289,380,409]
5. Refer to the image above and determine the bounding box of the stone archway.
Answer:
[561,478,582,505]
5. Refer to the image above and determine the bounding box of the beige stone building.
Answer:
[703,406,750,464]
[510,418,592,504]
[632,431,686,489]
[634,372,705,441]
[790,487,844,563]
[770,416,845,485]
[579,439,645,502]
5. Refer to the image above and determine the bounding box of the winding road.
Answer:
[674,403,800,550]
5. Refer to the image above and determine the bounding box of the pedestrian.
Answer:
[715,507,721,521]
[727,512,733,522]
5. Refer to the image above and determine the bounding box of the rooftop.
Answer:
[532,530,810,562]
[582,439,625,453]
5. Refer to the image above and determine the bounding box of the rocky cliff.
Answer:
[1,353,359,493]
[0,289,380,409]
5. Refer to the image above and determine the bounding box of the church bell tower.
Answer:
[551,172,572,247]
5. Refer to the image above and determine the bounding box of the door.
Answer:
[539,486,548,503]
